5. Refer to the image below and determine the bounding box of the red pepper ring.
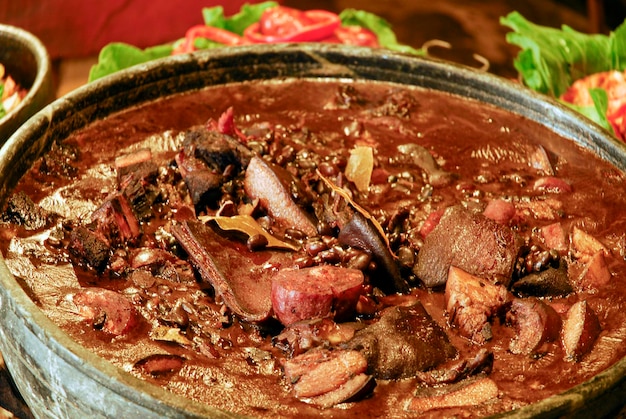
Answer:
[173,24,249,54]
[244,10,341,43]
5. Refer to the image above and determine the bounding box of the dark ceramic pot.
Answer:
[0,43,624,418]
[0,24,53,146]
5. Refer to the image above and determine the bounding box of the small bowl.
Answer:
[0,24,53,145]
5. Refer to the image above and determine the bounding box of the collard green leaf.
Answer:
[198,214,299,251]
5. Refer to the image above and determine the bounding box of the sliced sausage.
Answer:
[271,265,364,326]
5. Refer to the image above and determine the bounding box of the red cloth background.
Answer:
[0,1,264,59]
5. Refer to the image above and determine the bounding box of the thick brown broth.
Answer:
[2,78,626,418]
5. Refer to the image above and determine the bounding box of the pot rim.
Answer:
[0,24,52,142]
[1,43,625,418]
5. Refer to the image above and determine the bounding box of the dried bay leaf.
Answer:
[198,214,299,251]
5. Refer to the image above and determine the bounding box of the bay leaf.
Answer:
[198,214,299,251]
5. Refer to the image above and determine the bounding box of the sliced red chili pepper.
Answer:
[244,7,341,43]
[328,26,380,47]
[173,24,248,54]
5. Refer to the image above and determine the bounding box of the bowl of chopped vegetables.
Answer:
[0,24,53,145]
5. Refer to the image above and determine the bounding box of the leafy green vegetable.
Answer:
[338,9,423,55]
[88,43,173,82]
[0,84,5,119]
[501,11,626,133]
[501,11,626,98]
[88,3,422,83]
[202,2,278,34]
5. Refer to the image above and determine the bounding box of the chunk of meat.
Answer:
[346,303,457,379]
[416,348,493,385]
[414,206,523,288]
[338,212,408,294]
[575,251,612,292]
[181,125,252,172]
[90,194,141,246]
[482,199,516,225]
[72,287,138,335]
[512,259,573,297]
[507,298,562,356]
[2,191,50,230]
[134,354,185,376]
[172,220,293,322]
[282,348,372,407]
[273,318,356,357]
[271,265,364,326]
[445,266,510,344]
[541,222,568,253]
[68,226,110,272]
[561,300,601,361]
[114,149,158,184]
[396,143,455,187]
[119,172,158,221]
[175,151,223,209]
[408,377,499,413]
[244,155,317,237]
[571,227,609,261]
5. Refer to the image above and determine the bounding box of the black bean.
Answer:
[284,228,306,241]
[397,246,415,268]
[304,239,328,257]
[247,234,269,251]
[318,161,339,177]
[346,251,372,271]
[294,256,315,269]
[317,221,335,237]
[318,249,341,264]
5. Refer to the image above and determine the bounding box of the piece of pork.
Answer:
[338,212,408,294]
[282,348,373,408]
[273,318,356,357]
[172,220,293,322]
[181,125,252,172]
[2,191,50,230]
[407,377,499,413]
[175,151,223,210]
[445,266,510,344]
[561,300,601,361]
[414,205,524,288]
[346,302,457,379]
[507,298,562,356]
[415,348,493,385]
[271,265,364,326]
[68,226,110,272]
[90,193,141,246]
[72,287,138,335]
[244,155,318,237]
[512,259,573,297]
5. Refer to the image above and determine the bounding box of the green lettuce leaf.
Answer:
[500,11,626,97]
[338,9,423,55]
[88,43,173,82]
[501,11,626,133]
[203,1,278,34]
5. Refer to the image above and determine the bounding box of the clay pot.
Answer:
[0,44,624,418]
